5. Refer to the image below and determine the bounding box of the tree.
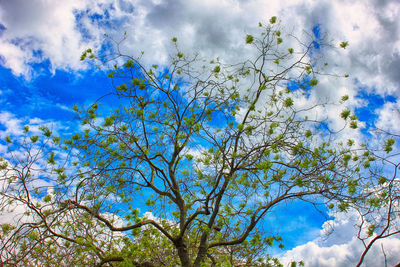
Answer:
[353,130,400,267]
[0,19,376,266]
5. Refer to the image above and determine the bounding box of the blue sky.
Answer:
[0,66,104,120]
[1,0,400,266]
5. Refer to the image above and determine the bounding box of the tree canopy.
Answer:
[0,19,398,267]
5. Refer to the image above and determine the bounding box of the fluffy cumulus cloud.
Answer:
[0,0,398,82]
[0,0,399,126]
[376,100,400,133]
[0,0,136,76]
[280,209,400,266]
[0,111,23,139]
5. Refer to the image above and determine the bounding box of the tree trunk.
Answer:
[193,236,208,267]
[176,239,192,267]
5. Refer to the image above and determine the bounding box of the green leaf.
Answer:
[349,115,358,120]
[309,79,318,86]
[52,136,60,144]
[48,152,56,165]
[0,161,8,170]
[1,223,14,235]
[5,136,11,143]
[270,16,277,24]
[117,83,127,92]
[103,117,114,126]
[338,202,349,211]
[347,139,354,146]
[43,195,52,203]
[255,161,273,170]
[80,51,87,61]
[378,176,387,185]
[350,121,358,129]
[72,134,80,140]
[246,34,254,44]
[367,224,375,237]
[384,138,395,153]
[39,126,52,137]
[340,109,351,120]
[124,59,134,68]
[28,230,39,241]
[340,41,349,49]
[185,154,194,160]
[283,98,293,107]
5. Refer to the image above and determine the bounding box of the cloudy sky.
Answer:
[0,0,400,265]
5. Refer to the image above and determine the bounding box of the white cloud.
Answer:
[281,237,400,267]
[376,101,400,133]
[0,0,84,76]
[280,209,400,267]
[0,0,135,77]
[0,0,398,87]
[0,0,398,136]
[0,111,23,138]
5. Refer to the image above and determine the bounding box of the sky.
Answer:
[0,0,400,265]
